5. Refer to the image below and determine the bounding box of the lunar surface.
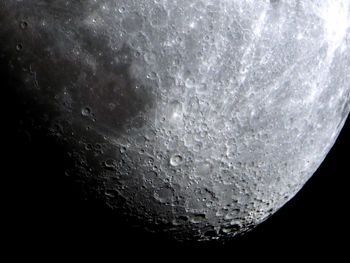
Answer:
[1,0,350,241]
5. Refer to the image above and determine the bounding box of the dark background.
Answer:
[3,94,349,258]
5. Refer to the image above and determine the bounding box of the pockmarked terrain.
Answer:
[1,0,349,241]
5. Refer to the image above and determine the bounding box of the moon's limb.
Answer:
[1,0,349,241]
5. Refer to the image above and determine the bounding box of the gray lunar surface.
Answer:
[1,0,350,241]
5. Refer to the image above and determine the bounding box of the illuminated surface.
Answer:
[1,0,349,241]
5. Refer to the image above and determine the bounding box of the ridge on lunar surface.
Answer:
[1,0,349,241]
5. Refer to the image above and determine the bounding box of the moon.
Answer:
[1,0,349,242]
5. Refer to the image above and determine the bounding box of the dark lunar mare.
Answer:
[0,0,174,242]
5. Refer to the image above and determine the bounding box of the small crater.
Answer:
[20,21,28,29]
[120,146,127,154]
[170,154,183,166]
[81,107,91,116]
[16,44,23,51]
[85,143,93,150]
[103,159,117,171]
[119,6,126,13]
